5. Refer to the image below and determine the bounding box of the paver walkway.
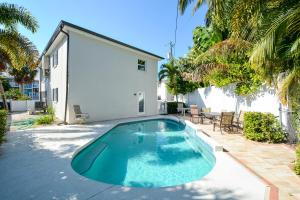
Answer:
[185,117,300,200]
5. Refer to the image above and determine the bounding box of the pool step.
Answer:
[73,142,108,174]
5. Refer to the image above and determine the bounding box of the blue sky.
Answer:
[7,0,207,61]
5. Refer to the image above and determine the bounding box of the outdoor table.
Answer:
[200,112,221,122]
[178,108,191,116]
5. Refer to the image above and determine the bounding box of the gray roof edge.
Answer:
[39,20,164,62]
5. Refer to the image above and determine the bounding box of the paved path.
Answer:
[0,116,267,200]
[190,119,300,200]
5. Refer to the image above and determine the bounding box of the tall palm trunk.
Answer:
[0,79,8,110]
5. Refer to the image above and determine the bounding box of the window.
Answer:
[52,88,58,102]
[47,56,51,68]
[138,59,146,71]
[53,50,58,67]
[50,55,53,67]
[138,92,145,113]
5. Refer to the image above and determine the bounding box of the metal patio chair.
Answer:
[73,105,89,123]
[213,112,235,134]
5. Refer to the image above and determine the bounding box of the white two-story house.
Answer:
[39,21,163,124]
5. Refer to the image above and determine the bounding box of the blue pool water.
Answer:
[71,119,216,188]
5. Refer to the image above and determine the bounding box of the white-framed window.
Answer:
[53,50,58,67]
[50,55,53,68]
[52,88,58,102]
[137,91,145,114]
[138,59,146,71]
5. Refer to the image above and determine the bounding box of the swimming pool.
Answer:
[71,119,216,188]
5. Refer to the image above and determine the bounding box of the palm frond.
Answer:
[0,3,38,33]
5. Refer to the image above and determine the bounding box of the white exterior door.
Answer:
[137,91,145,115]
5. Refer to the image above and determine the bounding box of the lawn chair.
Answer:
[34,102,47,113]
[201,107,213,123]
[213,112,235,134]
[234,110,245,130]
[73,105,89,123]
[190,105,203,124]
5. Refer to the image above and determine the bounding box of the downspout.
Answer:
[60,27,70,124]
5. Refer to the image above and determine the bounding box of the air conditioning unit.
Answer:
[44,69,50,77]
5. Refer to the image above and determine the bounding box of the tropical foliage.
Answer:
[5,88,31,100]
[243,112,287,143]
[0,3,38,109]
[158,60,199,101]
[178,0,300,100]
[0,109,7,142]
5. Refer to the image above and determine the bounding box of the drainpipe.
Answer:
[60,26,70,125]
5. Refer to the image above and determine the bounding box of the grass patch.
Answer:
[34,106,55,125]
[35,115,54,125]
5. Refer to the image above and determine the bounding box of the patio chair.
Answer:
[34,102,47,113]
[201,107,213,123]
[73,105,89,123]
[234,110,245,130]
[190,105,203,124]
[213,112,235,134]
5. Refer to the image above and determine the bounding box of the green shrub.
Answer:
[47,105,55,116]
[5,89,31,100]
[35,115,54,125]
[0,110,8,142]
[295,144,300,175]
[167,102,186,114]
[243,112,287,143]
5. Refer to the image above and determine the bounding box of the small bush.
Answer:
[47,105,55,116]
[5,89,31,100]
[0,110,8,142]
[167,102,186,114]
[35,115,54,125]
[243,112,287,143]
[295,144,300,175]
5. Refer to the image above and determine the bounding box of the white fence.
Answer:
[178,84,290,127]
[10,100,37,112]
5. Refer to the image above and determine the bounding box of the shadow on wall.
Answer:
[187,89,206,108]
[185,84,279,114]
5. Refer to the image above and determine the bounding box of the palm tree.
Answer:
[0,3,38,109]
[158,61,181,102]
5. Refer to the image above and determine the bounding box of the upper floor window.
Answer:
[53,50,58,67]
[138,59,146,71]
[52,88,58,102]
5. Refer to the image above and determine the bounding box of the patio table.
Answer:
[178,107,191,116]
[200,112,221,123]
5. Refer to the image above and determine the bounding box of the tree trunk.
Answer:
[19,83,24,94]
[0,79,8,110]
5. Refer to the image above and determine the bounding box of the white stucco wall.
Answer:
[184,84,281,117]
[46,37,68,121]
[157,80,174,101]
[66,30,159,123]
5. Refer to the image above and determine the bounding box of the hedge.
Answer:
[0,110,8,142]
[295,144,300,175]
[167,102,186,114]
[243,112,287,143]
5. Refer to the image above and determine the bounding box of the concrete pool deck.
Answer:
[0,116,267,200]
[187,118,300,200]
